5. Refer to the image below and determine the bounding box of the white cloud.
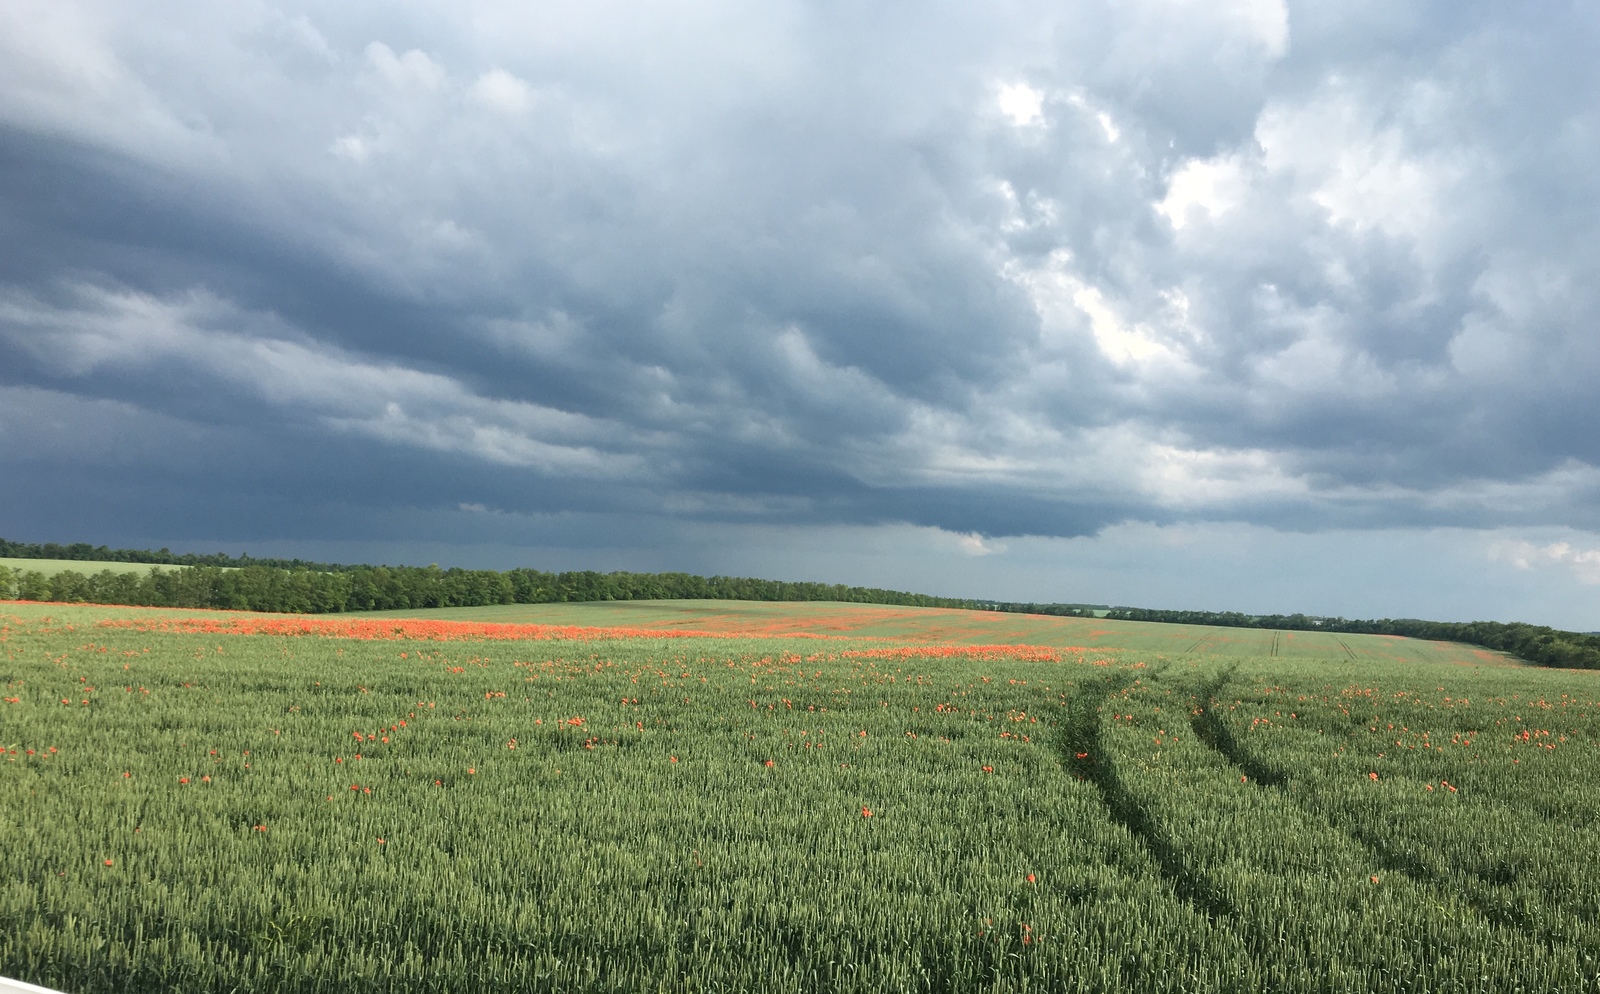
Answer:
[1162,0,1288,57]
[1490,540,1600,585]
[954,531,1007,556]
[1072,285,1173,365]
[1158,155,1250,229]
[1256,91,1465,245]
[1006,250,1185,366]
[993,180,1061,233]
[364,42,446,90]
[0,0,215,167]
[1231,0,1289,57]
[997,82,1044,127]
[471,69,534,114]
[330,133,372,162]
[282,15,337,63]
[1061,91,1119,143]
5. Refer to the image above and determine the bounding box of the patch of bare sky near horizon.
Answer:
[1,0,1598,624]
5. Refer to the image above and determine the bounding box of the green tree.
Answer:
[15,570,52,601]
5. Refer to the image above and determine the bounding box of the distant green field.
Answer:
[0,557,180,576]
[6,600,1591,992]
[365,598,1515,666]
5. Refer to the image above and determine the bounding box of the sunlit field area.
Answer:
[3,601,1598,992]
[364,599,1516,665]
[0,559,178,577]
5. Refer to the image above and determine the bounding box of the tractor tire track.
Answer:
[1060,675,1234,922]
[1187,669,1286,789]
[1181,629,1216,654]
[1187,674,1581,959]
[1059,673,1333,983]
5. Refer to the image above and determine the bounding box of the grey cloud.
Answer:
[1,0,1599,558]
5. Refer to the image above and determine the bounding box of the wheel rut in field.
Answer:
[1060,675,1235,922]
[1180,629,1215,654]
[1187,670,1287,788]
[1187,673,1576,956]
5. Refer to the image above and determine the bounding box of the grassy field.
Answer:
[0,558,180,576]
[365,599,1516,665]
[2,600,1596,992]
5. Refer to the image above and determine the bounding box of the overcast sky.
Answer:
[3,0,1599,626]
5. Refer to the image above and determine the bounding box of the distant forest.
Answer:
[2,537,1596,669]
[0,536,1104,617]
[1104,607,1600,672]
[0,538,360,573]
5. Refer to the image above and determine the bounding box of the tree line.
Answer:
[0,559,997,616]
[0,537,349,572]
[4,537,1597,669]
[1104,607,1600,671]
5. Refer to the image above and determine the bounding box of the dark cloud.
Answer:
[2,0,1599,577]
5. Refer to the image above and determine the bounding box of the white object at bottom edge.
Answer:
[0,978,69,994]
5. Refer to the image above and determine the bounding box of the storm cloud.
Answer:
[3,1,1599,621]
